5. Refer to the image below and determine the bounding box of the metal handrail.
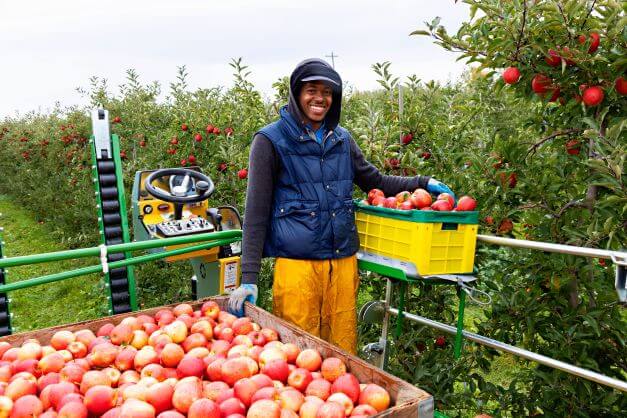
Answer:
[417,234,627,392]
[0,237,238,293]
[387,307,627,393]
[477,234,626,264]
[0,230,242,269]
[476,234,627,302]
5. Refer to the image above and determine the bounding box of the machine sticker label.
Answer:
[223,262,238,293]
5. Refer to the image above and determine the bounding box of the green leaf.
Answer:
[582,117,599,131]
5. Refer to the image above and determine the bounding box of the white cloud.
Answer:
[0,0,471,117]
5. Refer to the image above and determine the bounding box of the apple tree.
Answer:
[406,0,626,416]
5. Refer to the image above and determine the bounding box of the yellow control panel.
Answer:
[137,170,217,262]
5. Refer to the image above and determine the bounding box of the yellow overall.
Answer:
[272,255,359,354]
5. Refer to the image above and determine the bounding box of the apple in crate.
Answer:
[382,197,398,209]
[437,193,455,208]
[367,188,384,203]
[410,188,432,209]
[431,199,452,211]
[395,191,411,205]
[399,200,414,210]
[371,196,385,207]
[456,196,477,211]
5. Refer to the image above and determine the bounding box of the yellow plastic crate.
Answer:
[355,201,478,276]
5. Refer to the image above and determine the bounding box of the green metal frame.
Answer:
[90,133,138,312]
[358,259,468,360]
[0,230,240,269]
[358,258,410,281]
[110,134,137,310]
[0,230,241,295]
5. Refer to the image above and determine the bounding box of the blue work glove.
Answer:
[227,284,258,317]
[427,178,456,202]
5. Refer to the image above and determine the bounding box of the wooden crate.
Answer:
[0,297,434,417]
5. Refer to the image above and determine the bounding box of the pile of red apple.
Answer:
[363,188,477,212]
[0,302,391,418]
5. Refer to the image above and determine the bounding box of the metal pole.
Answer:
[0,238,237,293]
[453,289,466,359]
[394,281,406,339]
[379,279,393,370]
[388,307,627,393]
[398,84,404,147]
[477,234,626,262]
[0,230,242,269]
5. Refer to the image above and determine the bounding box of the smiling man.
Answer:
[228,58,454,353]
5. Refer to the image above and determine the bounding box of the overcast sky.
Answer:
[0,0,471,118]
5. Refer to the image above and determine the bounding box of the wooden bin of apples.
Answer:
[362,188,476,212]
[0,297,433,418]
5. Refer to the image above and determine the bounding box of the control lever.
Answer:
[173,203,184,220]
[206,208,222,230]
[196,181,210,196]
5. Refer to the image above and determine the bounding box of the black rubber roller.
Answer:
[112,304,131,314]
[102,213,121,225]
[101,201,120,212]
[0,271,4,284]
[0,312,8,324]
[107,253,125,262]
[109,267,127,279]
[100,187,119,200]
[97,160,116,173]
[110,275,129,286]
[104,226,122,239]
[0,326,10,337]
[110,281,129,291]
[105,237,123,245]
[110,279,129,290]
[111,292,129,304]
[98,174,117,187]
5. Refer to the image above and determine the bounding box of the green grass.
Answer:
[0,195,107,332]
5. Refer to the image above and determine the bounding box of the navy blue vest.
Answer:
[259,107,359,259]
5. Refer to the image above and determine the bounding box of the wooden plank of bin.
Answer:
[0,296,434,417]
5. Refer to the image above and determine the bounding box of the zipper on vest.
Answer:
[323,130,334,147]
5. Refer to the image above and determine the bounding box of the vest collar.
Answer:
[280,105,337,143]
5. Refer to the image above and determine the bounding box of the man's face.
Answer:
[298,81,333,128]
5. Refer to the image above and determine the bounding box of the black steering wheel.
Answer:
[144,168,214,219]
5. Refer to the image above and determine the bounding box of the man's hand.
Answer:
[227,284,258,317]
[427,178,456,202]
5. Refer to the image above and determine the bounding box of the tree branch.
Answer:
[517,202,551,211]
[581,0,597,30]
[514,1,528,62]
[555,199,585,218]
[431,34,488,57]
[525,128,582,158]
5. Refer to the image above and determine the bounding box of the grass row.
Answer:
[0,194,107,332]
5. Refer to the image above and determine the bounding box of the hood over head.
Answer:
[287,58,342,131]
